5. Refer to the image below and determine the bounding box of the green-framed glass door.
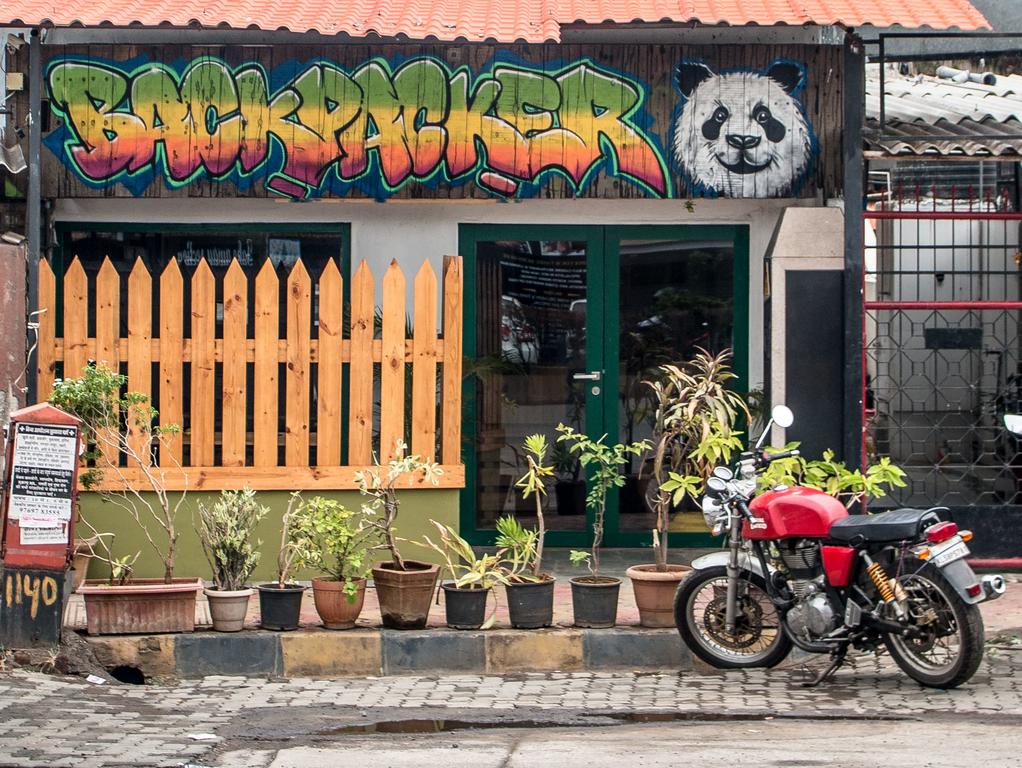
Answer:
[461,226,606,548]
[460,224,748,548]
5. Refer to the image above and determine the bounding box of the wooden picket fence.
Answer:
[35,255,464,491]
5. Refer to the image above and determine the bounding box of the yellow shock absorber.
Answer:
[867,561,896,602]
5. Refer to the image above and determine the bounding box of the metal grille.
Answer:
[864,184,1022,509]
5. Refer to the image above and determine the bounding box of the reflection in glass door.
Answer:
[471,236,598,534]
[613,237,736,534]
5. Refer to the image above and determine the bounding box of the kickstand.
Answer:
[801,649,848,688]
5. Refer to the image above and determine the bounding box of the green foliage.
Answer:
[289,496,378,601]
[758,444,908,508]
[644,348,749,570]
[414,520,507,590]
[555,424,648,577]
[494,515,541,583]
[355,440,443,571]
[569,550,591,568]
[196,488,265,592]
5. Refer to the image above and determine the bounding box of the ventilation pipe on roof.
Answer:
[935,65,997,86]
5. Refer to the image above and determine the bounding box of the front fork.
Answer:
[724,505,746,633]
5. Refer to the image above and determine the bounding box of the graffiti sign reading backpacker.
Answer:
[8,423,78,526]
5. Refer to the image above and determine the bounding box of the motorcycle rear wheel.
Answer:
[675,565,792,669]
[883,563,984,689]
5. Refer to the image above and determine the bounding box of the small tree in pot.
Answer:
[498,434,556,629]
[414,521,508,630]
[196,488,265,632]
[289,496,378,630]
[628,348,749,627]
[49,363,200,634]
[256,492,306,631]
[356,441,443,630]
[556,424,648,628]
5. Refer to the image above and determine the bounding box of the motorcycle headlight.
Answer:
[701,496,722,528]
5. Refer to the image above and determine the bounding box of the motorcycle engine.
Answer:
[777,540,839,641]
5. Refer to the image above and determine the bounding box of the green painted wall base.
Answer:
[77,490,460,582]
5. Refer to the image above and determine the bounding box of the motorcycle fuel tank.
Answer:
[744,487,848,540]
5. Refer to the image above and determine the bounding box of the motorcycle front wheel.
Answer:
[675,565,792,669]
[884,563,985,689]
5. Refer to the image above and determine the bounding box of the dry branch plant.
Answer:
[49,363,185,584]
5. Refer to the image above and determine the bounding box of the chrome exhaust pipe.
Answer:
[981,575,1006,601]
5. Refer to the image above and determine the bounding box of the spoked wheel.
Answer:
[675,565,791,668]
[884,564,985,689]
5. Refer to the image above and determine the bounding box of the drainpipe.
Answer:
[843,34,865,468]
[25,27,40,405]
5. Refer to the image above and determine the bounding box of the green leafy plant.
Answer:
[355,440,443,571]
[49,363,184,584]
[515,434,554,577]
[288,496,377,602]
[414,520,507,590]
[644,349,749,571]
[759,445,908,508]
[495,515,541,583]
[195,488,266,592]
[556,425,648,579]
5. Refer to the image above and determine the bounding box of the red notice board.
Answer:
[0,404,83,571]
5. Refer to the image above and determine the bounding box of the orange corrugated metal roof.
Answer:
[1,0,990,42]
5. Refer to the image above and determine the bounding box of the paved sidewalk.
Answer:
[1,645,1021,767]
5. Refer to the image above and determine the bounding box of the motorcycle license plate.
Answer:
[931,539,970,568]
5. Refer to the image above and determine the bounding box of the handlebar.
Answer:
[755,448,800,467]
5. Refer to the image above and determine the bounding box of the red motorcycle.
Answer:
[675,406,1006,688]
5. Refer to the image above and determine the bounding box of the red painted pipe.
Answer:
[865,301,1022,311]
[864,211,1022,221]
[967,558,1022,571]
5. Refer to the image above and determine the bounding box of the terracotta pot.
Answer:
[78,578,203,635]
[371,560,439,630]
[311,577,366,630]
[203,587,253,632]
[626,564,692,628]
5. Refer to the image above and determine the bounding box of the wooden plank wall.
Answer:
[35,255,465,490]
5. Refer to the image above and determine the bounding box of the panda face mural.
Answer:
[672,60,817,198]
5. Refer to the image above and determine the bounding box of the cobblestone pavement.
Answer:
[1,645,1021,768]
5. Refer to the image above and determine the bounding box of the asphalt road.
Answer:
[215,717,1020,768]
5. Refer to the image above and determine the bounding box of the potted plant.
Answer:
[256,492,306,631]
[628,349,748,627]
[556,425,648,628]
[196,488,265,632]
[356,441,443,630]
[49,363,202,634]
[289,496,378,630]
[414,520,507,630]
[497,434,556,629]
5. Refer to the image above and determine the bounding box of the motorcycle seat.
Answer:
[828,508,942,544]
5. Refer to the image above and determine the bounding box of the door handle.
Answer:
[572,371,602,381]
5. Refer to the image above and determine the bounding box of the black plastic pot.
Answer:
[442,583,490,630]
[256,583,306,631]
[505,578,555,629]
[570,577,621,628]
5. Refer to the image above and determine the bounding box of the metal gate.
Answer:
[864,184,1022,510]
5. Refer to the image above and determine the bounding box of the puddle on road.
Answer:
[322,711,763,736]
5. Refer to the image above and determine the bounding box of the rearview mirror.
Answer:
[1005,414,1022,436]
[771,405,795,429]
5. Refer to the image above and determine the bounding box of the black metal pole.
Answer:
[843,34,865,467]
[25,28,41,407]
